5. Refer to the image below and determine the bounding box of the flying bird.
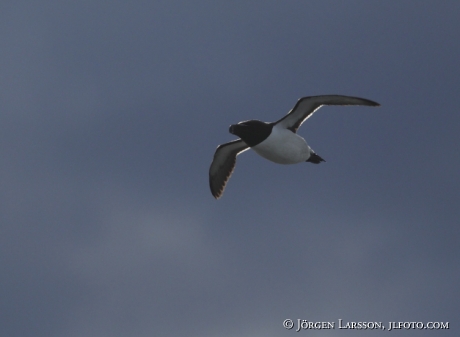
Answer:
[209,95,380,199]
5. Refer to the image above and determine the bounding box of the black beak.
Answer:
[229,125,235,134]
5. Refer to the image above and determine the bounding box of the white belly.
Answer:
[252,127,311,164]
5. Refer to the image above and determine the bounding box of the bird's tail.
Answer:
[306,152,325,164]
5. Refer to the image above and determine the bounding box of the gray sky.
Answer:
[1,1,459,336]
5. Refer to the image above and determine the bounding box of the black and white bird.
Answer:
[209,95,380,199]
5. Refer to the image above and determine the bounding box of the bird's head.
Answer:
[229,120,272,147]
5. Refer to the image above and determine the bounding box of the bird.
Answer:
[209,95,380,199]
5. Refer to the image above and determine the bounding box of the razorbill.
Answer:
[209,95,380,199]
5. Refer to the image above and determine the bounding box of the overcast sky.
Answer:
[1,1,459,337]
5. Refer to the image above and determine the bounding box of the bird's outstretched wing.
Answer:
[275,95,380,133]
[209,139,249,199]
